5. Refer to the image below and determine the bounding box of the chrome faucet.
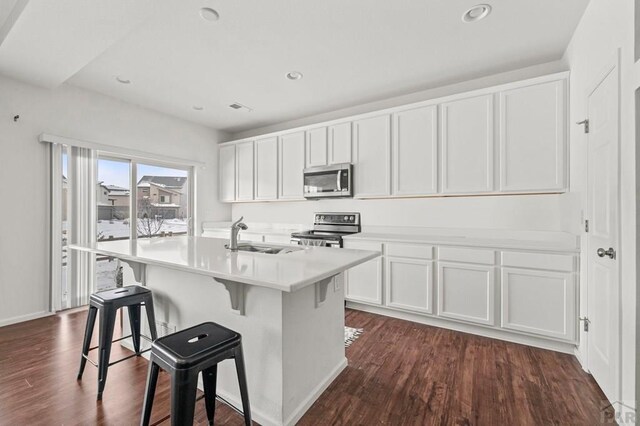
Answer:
[229,216,248,251]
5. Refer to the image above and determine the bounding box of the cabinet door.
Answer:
[305,127,328,167]
[328,122,352,164]
[441,95,494,194]
[385,257,433,314]
[236,141,255,201]
[219,144,236,202]
[278,131,305,200]
[353,114,391,197]
[437,262,495,325]
[501,268,575,341]
[393,105,438,196]
[254,137,278,200]
[499,80,566,192]
[344,241,383,304]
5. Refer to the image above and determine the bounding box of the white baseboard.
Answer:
[347,301,577,355]
[0,311,53,328]
[283,357,348,426]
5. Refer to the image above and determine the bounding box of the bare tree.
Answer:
[137,197,166,238]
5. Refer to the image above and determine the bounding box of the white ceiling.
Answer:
[0,0,589,133]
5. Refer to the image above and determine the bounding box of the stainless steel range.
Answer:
[291,212,361,248]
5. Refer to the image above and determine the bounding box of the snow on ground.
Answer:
[98,218,188,239]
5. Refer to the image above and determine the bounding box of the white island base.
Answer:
[128,265,346,426]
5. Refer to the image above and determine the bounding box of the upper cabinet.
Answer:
[218,73,568,203]
[279,131,305,200]
[353,114,392,198]
[328,122,352,164]
[254,137,278,200]
[440,94,494,194]
[236,141,255,201]
[393,105,438,196]
[305,127,328,168]
[219,144,236,202]
[499,80,566,192]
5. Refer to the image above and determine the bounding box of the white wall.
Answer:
[562,0,636,410]
[229,60,580,233]
[0,74,230,326]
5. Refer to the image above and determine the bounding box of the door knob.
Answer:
[597,247,616,259]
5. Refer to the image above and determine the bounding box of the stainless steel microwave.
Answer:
[303,163,353,199]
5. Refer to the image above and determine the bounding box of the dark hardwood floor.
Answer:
[0,308,609,425]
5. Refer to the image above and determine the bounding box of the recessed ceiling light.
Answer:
[286,71,303,81]
[193,105,204,111]
[116,76,131,84]
[462,4,492,23]
[199,7,219,22]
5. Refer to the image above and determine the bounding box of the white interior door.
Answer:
[586,59,620,404]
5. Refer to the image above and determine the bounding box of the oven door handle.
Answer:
[336,170,341,191]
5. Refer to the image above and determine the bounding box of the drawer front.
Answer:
[501,251,574,272]
[343,240,383,252]
[438,246,495,265]
[386,243,433,259]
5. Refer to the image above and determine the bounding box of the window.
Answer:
[49,141,195,310]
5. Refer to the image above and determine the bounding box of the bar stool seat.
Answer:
[77,285,158,400]
[141,322,252,426]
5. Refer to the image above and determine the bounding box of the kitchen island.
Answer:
[69,236,379,426]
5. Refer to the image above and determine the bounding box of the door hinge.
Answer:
[577,119,590,134]
[579,317,590,332]
[584,219,589,233]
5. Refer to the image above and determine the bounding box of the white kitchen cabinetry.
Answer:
[236,141,255,201]
[344,241,383,304]
[440,94,494,194]
[328,122,352,164]
[499,80,566,192]
[305,127,328,168]
[278,131,305,200]
[393,105,438,196]
[437,262,495,326]
[385,257,433,314]
[352,114,391,197]
[254,137,278,200]
[219,144,236,202]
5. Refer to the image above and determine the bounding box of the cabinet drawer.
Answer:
[501,251,574,272]
[386,243,433,259]
[438,247,495,265]
[343,240,382,252]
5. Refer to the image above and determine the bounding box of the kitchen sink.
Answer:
[226,243,303,254]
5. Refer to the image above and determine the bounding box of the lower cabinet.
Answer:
[385,257,433,314]
[501,267,575,341]
[343,239,578,346]
[344,241,383,304]
[437,262,495,326]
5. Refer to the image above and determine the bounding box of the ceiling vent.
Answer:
[229,103,253,112]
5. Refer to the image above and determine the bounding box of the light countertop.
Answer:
[69,236,379,292]
[344,226,580,252]
[201,221,307,236]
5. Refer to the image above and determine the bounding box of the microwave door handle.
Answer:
[336,170,341,191]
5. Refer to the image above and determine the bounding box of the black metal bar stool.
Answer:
[140,322,251,426]
[77,285,158,400]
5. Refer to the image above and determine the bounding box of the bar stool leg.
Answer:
[77,306,98,380]
[234,345,252,426]
[128,304,142,355]
[170,369,199,426]
[143,300,158,340]
[202,365,218,425]
[140,361,160,426]
[97,307,116,400]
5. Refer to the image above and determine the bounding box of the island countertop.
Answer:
[69,236,379,292]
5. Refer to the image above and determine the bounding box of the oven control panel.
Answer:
[313,212,360,225]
